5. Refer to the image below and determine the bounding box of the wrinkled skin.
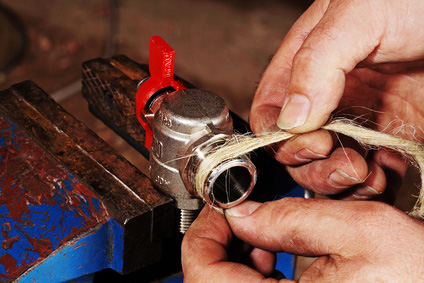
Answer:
[251,0,424,201]
[182,0,424,281]
[183,200,424,282]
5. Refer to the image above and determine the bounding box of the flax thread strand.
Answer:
[195,119,424,219]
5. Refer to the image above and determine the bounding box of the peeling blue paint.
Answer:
[19,219,124,283]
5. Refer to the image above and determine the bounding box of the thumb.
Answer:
[276,1,385,132]
[225,198,376,257]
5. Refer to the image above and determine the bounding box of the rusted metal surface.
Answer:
[0,116,109,281]
[0,81,175,280]
[82,55,150,157]
[82,55,193,158]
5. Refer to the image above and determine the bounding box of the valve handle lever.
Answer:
[149,36,174,84]
[136,36,186,150]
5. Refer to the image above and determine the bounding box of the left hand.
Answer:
[182,198,424,282]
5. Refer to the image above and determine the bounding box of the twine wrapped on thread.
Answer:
[194,119,424,219]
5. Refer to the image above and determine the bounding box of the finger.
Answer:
[286,147,368,195]
[224,198,391,257]
[298,256,338,282]
[182,206,280,282]
[182,207,231,279]
[372,149,408,204]
[228,238,276,277]
[250,0,330,134]
[270,129,333,166]
[248,247,277,277]
[343,160,386,200]
[277,1,386,132]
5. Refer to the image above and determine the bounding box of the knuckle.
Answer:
[273,142,295,164]
[293,46,319,69]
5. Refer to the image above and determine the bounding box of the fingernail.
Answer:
[296,148,328,162]
[277,94,310,130]
[353,185,380,198]
[226,201,263,217]
[328,169,361,188]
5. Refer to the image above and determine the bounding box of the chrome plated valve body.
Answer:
[144,88,256,211]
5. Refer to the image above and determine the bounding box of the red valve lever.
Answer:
[136,36,186,150]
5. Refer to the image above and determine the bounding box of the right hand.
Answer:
[182,198,424,282]
[250,0,424,201]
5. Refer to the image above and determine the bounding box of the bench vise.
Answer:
[0,81,175,282]
[0,36,303,281]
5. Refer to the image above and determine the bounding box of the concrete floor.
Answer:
[0,0,418,280]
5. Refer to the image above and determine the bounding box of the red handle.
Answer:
[136,36,186,150]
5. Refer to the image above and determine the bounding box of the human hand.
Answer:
[250,0,424,200]
[182,198,424,282]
